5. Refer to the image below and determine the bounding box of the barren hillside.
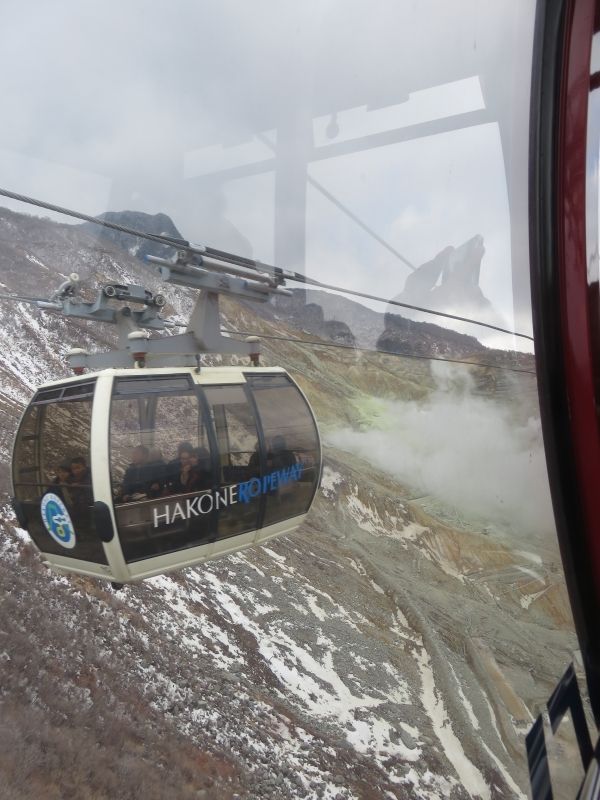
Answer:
[0,207,583,800]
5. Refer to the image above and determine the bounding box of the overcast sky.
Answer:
[0,0,537,350]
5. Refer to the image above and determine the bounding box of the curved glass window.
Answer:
[12,382,105,564]
[110,375,321,560]
[246,374,320,527]
[3,1,592,796]
[202,385,261,540]
[111,376,215,561]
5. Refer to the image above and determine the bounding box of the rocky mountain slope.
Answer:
[0,206,584,799]
[80,210,183,263]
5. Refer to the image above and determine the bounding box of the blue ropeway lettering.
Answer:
[152,464,304,527]
[238,462,304,504]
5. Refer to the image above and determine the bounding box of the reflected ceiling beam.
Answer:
[306,175,416,272]
[185,157,275,185]
[256,132,416,272]
[187,108,492,185]
[312,108,491,161]
[273,112,311,277]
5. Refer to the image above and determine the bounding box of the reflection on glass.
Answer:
[1,1,588,796]
[203,385,261,540]
[111,379,213,561]
[247,374,320,527]
[12,386,105,564]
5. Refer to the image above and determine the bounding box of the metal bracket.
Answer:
[38,281,169,332]
[66,289,262,370]
[33,249,289,370]
[526,663,595,800]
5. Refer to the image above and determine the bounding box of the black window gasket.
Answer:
[113,376,193,396]
[33,380,96,405]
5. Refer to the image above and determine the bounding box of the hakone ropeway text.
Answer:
[152,462,304,527]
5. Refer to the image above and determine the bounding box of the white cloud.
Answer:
[330,361,554,539]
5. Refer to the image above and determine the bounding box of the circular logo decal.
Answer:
[40,493,76,549]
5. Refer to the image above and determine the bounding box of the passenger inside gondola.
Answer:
[267,435,297,472]
[146,448,167,498]
[248,441,260,472]
[50,463,74,505]
[166,441,211,495]
[52,463,72,487]
[265,436,297,501]
[52,463,72,485]
[69,456,93,516]
[120,445,152,502]
[192,446,212,490]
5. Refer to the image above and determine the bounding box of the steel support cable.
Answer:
[255,132,531,341]
[0,187,191,251]
[0,185,534,342]
[0,291,52,303]
[0,285,535,374]
[219,327,537,375]
[304,175,417,270]
[295,275,534,342]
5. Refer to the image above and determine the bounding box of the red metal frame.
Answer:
[557,0,600,608]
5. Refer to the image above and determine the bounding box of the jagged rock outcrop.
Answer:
[80,210,184,264]
[267,292,356,348]
[383,235,509,337]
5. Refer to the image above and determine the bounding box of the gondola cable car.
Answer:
[9,242,322,585]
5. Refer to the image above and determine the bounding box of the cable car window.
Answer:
[2,0,593,794]
[247,375,320,527]
[32,382,95,404]
[244,374,290,390]
[202,385,261,540]
[33,388,63,404]
[154,393,209,485]
[61,382,96,399]
[13,406,40,503]
[114,377,192,395]
[110,380,213,562]
[12,392,106,564]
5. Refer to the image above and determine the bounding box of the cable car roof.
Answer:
[35,365,289,391]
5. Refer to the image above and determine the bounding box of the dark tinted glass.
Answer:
[62,383,96,399]
[111,380,214,561]
[33,388,63,403]
[203,385,261,539]
[12,395,106,564]
[247,375,320,527]
[114,377,191,395]
[33,382,95,404]
[2,2,589,794]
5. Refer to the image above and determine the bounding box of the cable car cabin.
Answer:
[11,367,321,584]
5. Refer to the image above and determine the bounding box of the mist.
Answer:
[330,362,554,539]
[0,0,536,343]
